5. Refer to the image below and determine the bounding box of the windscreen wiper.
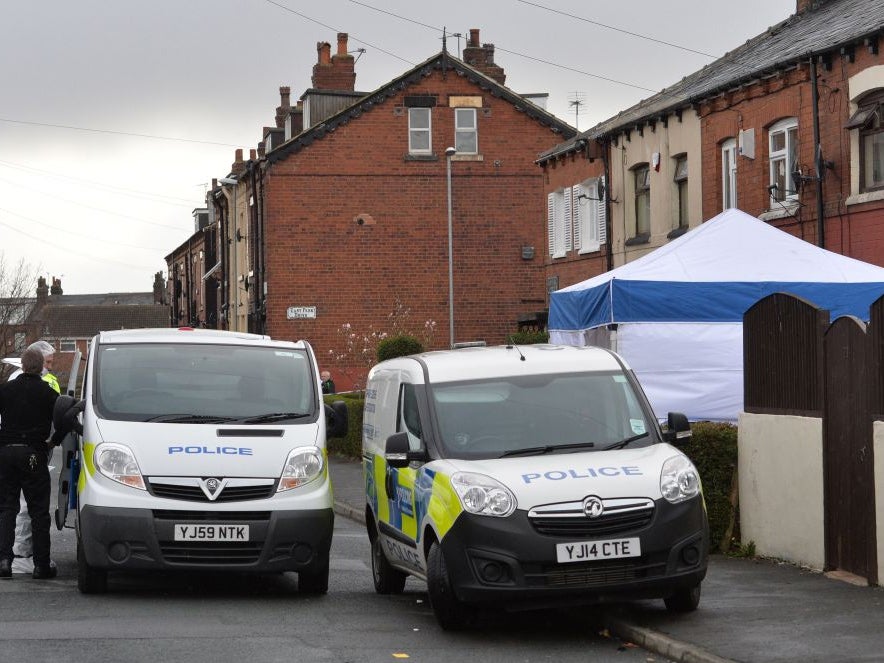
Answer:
[236,412,312,424]
[499,441,597,458]
[600,432,649,451]
[144,414,237,424]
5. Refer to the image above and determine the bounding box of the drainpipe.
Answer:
[601,137,614,272]
[809,57,825,248]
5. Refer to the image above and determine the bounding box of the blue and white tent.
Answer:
[548,208,884,422]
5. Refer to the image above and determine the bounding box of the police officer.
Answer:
[0,346,59,579]
[6,340,60,574]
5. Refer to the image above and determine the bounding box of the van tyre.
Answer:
[664,582,701,612]
[298,562,329,595]
[427,541,472,630]
[372,536,407,594]
[77,538,107,594]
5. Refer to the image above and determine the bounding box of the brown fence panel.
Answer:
[823,316,876,582]
[744,293,828,415]
[869,295,884,419]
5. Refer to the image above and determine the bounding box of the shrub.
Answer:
[324,392,364,459]
[377,334,424,362]
[678,422,739,554]
[506,330,549,345]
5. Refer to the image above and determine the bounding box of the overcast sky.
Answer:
[1,0,796,295]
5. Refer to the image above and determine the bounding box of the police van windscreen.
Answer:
[94,343,317,423]
[429,371,653,459]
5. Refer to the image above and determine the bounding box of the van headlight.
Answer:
[94,443,146,490]
[450,472,516,517]
[660,454,701,503]
[278,446,324,491]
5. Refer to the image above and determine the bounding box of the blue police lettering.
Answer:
[168,446,253,455]
[521,466,643,483]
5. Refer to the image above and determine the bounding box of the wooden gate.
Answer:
[823,316,877,583]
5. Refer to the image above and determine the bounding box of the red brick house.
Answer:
[211,31,575,388]
[166,208,220,328]
[537,0,884,300]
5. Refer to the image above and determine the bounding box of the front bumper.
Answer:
[439,497,708,608]
[78,504,333,574]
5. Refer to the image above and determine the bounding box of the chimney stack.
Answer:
[461,28,506,85]
[50,277,63,296]
[153,272,166,304]
[311,32,356,91]
[275,86,291,128]
[231,148,245,176]
[36,276,48,305]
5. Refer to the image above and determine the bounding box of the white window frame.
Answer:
[454,108,478,154]
[408,107,432,155]
[574,177,606,254]
[673,155,689,229]
[768,118,799,204]
[722,139,737,210]
[59,339,77,352]
[547,188,572,259]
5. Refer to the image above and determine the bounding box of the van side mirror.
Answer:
[53,396,85,436]
[385,432,427,468]
[662,412,691,445]
[325,401,348,438]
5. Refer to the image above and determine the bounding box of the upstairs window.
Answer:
[768,118,799,203]
[632,164,650,239]
[673,155,689,230]
[454,108,478,154]
[846,90,884,192]
[547,188,572,259]
[408,108,432,155]
[721,139,738,210]
[574,178,607,253]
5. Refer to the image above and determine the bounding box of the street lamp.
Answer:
[218,176,238,331]
[445,146,456,349]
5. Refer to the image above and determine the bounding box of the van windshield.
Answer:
[429,371,653,459]
[94,343,317,423]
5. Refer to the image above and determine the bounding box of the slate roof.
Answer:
[268,50,576,164]
[33,303,169,338]
[539,0,884,161]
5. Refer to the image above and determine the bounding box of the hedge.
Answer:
[325,394,739,554]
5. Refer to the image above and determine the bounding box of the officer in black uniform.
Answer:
[0,346,59,579]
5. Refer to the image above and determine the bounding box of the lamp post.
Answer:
[218,177,238,331]
[445,146,456,349]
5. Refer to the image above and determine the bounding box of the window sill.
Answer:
[667,226,688,240]
[404,153,439,162]
[758,202,799,221]
[577,243,602,255]
[451,154,483,162]
[625,233,650,246]
[845,189,884,206]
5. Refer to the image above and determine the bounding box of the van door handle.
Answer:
[385,471,395,499]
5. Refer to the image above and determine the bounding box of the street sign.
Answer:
[286,306,317,320]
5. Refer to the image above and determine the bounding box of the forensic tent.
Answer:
[548,208,884,422]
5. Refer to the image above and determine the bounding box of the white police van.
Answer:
[53,328,347,594]
[362,344,707,629]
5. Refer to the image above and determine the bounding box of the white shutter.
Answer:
[597,176,607,244]
[573,184,583,250]
[547,193,556,257]
[563,186,573,252]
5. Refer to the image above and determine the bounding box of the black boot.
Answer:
[32,560,57,580]
[0,559,11,578]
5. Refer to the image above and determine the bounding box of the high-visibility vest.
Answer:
[43,372,60,394]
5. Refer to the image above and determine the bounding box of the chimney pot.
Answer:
[470,29,480,46]
[337,33,348,55]
[317,41,331,64]
[235,148,243,163]
[249,148,257,160]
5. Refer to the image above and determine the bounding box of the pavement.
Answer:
[328,454,884,663]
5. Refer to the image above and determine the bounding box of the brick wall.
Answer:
[262,68,563,389]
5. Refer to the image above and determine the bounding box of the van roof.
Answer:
[381,344,626,383]
[96,327,305,349]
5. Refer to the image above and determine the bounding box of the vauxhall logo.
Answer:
[583,496,604,519]
[200,477,225,501]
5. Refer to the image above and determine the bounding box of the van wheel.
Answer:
[664,582,701,612]
[427,541,472,630]
[77,538,107,594]
[298,562,329,595]
[372,536,407,594]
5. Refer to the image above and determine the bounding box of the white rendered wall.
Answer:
[738,412,825,569]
